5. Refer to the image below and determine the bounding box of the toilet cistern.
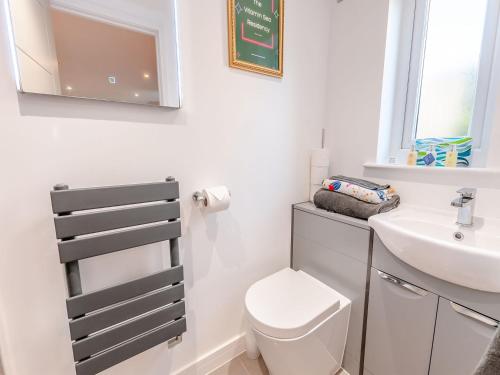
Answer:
[451,188,476,226]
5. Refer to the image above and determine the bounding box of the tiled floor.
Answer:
[208,353,349,375]
[208,353,269,375]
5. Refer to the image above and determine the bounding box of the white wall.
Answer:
[0,1,333,374]
[325,0,500,219]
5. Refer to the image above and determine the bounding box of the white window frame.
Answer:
[388,0,500,164]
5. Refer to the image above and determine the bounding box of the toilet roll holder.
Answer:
[192,189,232,207]
[192,191,207,206]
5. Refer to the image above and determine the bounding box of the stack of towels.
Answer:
[313,175,400,220]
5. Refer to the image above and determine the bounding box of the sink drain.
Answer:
[453,232,464,241]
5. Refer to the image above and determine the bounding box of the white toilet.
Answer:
[245,268,351,375]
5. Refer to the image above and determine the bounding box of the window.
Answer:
[388,0,500,161]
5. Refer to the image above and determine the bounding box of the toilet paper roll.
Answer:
[309,184,322,202]
[202,186,231,213]
[311,148,330,167]
[310,166,329,185]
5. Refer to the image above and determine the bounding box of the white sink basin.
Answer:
[368,204,500,293]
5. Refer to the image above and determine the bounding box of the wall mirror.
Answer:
[6,0,181,108]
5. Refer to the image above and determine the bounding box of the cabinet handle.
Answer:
[450,302,499,328]
[377,271,429,297]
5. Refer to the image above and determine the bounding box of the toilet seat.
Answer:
[245,268,341,339]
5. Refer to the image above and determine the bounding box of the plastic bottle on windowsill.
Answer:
[445,144,458,168]
[407,143,418,166]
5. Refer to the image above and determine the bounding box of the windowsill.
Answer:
[363,162,500,189]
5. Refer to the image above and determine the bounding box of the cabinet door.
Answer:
[364,269,438,375]
[429,298,498,375]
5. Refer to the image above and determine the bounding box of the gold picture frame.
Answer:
[227,0,284,78]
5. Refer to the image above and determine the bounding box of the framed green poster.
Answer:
[228,0,284,77]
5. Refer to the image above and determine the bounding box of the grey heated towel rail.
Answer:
[50,178,186,375]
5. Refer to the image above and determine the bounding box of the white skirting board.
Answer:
[172,334,246,375]
[171,332,350,375]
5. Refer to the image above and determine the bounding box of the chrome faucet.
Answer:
[451,188,476,226]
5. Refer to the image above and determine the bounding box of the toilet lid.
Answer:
[245,268,341,339]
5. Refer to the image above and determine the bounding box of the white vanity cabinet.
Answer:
[364,269,438,375]
[429,298,498,375]
[290,206,500,375]
[365,234,500,375]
